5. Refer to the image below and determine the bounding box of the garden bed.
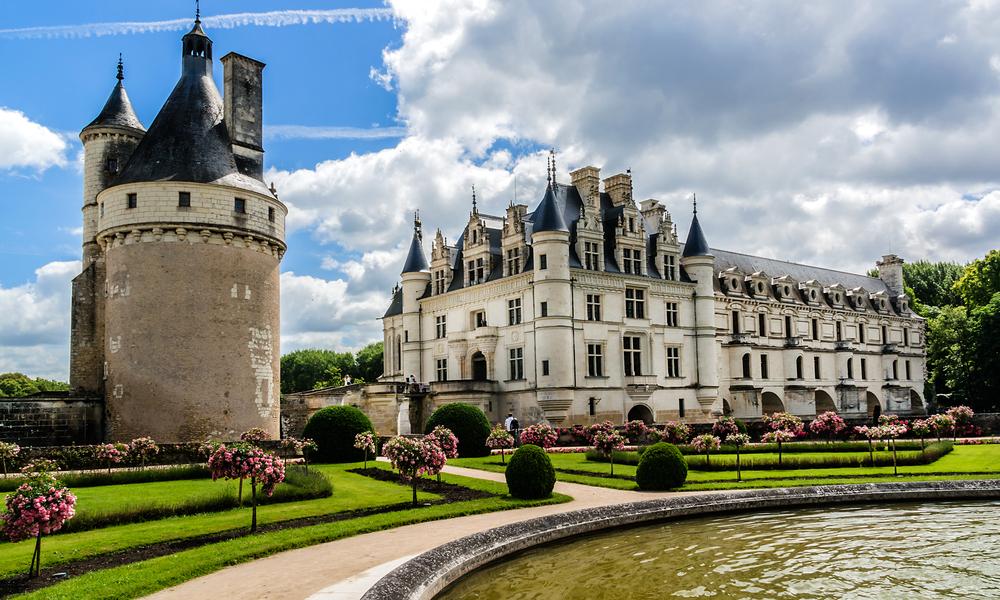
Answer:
[347,468,494,502]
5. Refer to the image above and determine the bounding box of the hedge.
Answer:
[635,443,687,490]
[424,403,491,457]
[303,405,374,463]
[505,444,556,499]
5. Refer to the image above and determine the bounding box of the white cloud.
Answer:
[0,261,78,380]
[0,108,68,172]
[0,8,393,40]
[279,271,389,354]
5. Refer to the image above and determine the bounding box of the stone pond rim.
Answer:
[360,479,1000,600]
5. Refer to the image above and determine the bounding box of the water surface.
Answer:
[437,501,1000,600]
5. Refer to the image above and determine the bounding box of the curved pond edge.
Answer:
[360,480,1000,600]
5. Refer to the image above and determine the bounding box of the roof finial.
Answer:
[692,192,697,215]
[414,209,422,239]
[549,148,557,187]
[116,53,124,82]
[471,184,478,214]
[195,0,201,23]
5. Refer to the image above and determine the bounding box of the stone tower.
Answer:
[71,15,287,441]
[400,213,431,381]
[679,200,721,417]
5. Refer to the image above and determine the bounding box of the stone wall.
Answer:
[0,394,103,446]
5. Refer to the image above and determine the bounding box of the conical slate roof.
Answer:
[85,72,145,132]
[531,185,568,233]
[681,212,711,257]
[401,230,429,274]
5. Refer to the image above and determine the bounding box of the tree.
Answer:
[902,260,964,312]
[486,425,514,464]
[355,342,384,383]
[691,434,722,466]
[968,293,1000,411]
[208,443,285,533]
[383,436,446,506]
[591,430,626,475]
[2,468,76,578]
[954,249,1000,308]
[925,305,975,407]
[726,433,751,481]
[280,349,357,394]
[0,373,69,398]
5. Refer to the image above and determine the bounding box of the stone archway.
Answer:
[815,390,837,415]
[627,404,654,425]
[761,391,784,415]
[909,389,925,413]
[471,352,488,381]
[722,398,733,416]
[866,391,881,421]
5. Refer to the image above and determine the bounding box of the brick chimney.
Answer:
[603,172,632,206]
[221,52,265,180]
[570,166,601,207]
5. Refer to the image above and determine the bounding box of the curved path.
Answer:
[146,464,690,600]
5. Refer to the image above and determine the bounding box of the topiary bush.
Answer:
[635,442,688,491]
[424,403,491,457]
[303,405,374,463]
[505,444,556,499]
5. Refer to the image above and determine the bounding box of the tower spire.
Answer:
[471,184,478,215]
[693,192,697,215]
[195,0,201,23]
[549,148,557,186]
[116,53,124,82]
[413,209,422,239]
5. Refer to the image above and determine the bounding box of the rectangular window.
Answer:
[540,302,548,317]
[475,311,487,328]
[812,318,819,340]
[106,157,119,174]
[127,193,137,209]
[541,360,550,376]
[623,335,642,376]
[759,313,767,337]
[622,248,642,274]
[506,247,521,275]
[836,321,843,341]
[539,254,547,270]
[847,358,854,379]
[268,206,275,222]
[679,398,685,418]
[178,191,191,207]
[475,258,485,283]
[859,325,866,343]
[508,347,524,380]
[436,358,448,382]
[404,330,409,343]
[814,356,821,379]
[665,302,679,327]
[861,358,868,380]
[785,316,793,337]
[663,254,676,280]
[905,360,911,380]
[733,311,741,334]
[760,354,769,379]
[587,343,604,377]
[586,294,602,321]
[892,360,899,380]
[100,202,104,217]
[507,298,522,325]
[434,270,447,295]
[882,325,888,342]
[589,397,597,416]
[234,197,247,213]
[903,328,909,347]
[467,260,476,285]
[625,287,645,319]
[666,346,681,378]
[584,241,600,270]
[435,315,447,339]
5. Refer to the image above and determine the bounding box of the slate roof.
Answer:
[401,231,429,274]
[681,213,710,257]
[85,77,145,132]
[530,185,569,232]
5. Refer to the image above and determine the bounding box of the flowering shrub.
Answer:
[20,459,58,475]
[624,420,649,443]
[520,423,558,448]
[878,413,906,427]
[353,432,378,469]
[946,405,975,425]
[426,426,460,459]
[95,443,126,473]
[0,442,21,477]
[586,421,616,444]
[854,425,880,466]
[486,425,515,463]
[878,423,908,475]
[761,430,797,465]
[712,417,740,439]
[2,471,76,577]
[591,430,626,475]
[763,412,804,435]
[128,437,159,468]
[240,427,271,444]
[382,436,447,506]
[570,424,590,445]
[809,412,846,442]
[660,421,692,444]
[910,418,933,448]
[208,442,285,532]
[726,433,752,481]
[690,434,722,465]
[931,413,956,441]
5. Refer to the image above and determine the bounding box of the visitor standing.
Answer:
[504,412,514,431]
[509,416,520,447]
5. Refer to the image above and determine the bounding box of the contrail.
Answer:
[0,8,394,40]
[266,125,407,141]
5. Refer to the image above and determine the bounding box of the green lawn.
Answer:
[5,463,570,600]
[453,445,1000,491]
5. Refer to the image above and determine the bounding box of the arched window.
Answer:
[795,356,803,379]
[847,358,854,379]
[395,335,402,372]
[742,353,751,378]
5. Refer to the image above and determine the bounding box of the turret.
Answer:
[679,196,720,416]
[876,254,905,297]
[400,213,431,381]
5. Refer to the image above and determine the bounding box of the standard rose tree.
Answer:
[711,416,740,439]
[727,433,752,482]
[624,419,649,443]
[761,430,796,465]
[128,437,159,469]
[591,430,626,475]
[382,436,447,506]
[353,432,377,470]
[0,442,20,478]
[519,423,558,448]
[691,434,722,466]
[2,469,76,578]
[95,443,126,474]
[208,443,285,533]
[240,427,271,445]
[809,412,846,443]
[486,425,515,464]
[425,426,459,484]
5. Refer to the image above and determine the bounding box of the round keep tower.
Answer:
[89,17,286,441]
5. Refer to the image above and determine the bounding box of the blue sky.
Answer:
[2,1,1000,379]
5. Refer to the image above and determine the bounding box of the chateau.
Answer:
[69,15,286,441]
[365,154,926,433]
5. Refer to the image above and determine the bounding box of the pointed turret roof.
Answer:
[531,184,569,233]
[401,213,429,274]
[681,195,711,257]
[84,56,145,132]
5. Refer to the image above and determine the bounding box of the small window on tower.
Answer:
[178,192,191,207]
[127,193,137,209]
[268,207,275,223]
[106,157,118,174]
[234,198,247,213]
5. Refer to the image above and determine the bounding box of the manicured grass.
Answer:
[12,464,570,600]
[452,444,1000,491]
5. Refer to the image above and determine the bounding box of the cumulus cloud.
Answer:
[279,271,390,354]
[0,108,68,172]
[0,261,78,379]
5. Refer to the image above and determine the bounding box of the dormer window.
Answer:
[623,249,642,274]
[663,254,676,280]
[585,242,601,271]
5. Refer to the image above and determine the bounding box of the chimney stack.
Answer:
[603,172,632,206]
[221,52,265,180]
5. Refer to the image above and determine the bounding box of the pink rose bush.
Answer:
[624,420,649,443]
[426,426,459,459]
[520,423,558,448]
[946,406,976,436]
[128,437,159,469]
[591,430,626,475]
[240,427,271,444]
[910,418,934,449]
[208,442,285,532]
[761,429,797,465]
[711,416,740,439]
[486,425,515,463]
[809,412,846,442]
[587,421,616,443]
[353,431,378,469]
[691,434,722,465]
[2,471,76,577]
[658,421,691,444]
[726,432,752,481]
[95,443,127,473]
[763,412,804,435]
[0,442,20,477]
[931,413,956,441]
[382,436,447,506]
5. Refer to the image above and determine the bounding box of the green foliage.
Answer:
[280,345,383,393]
[954,249,1000,308]
[424,403,491,457]
[0,465,211,493]
[0,372,70,397]
[684,441,953,471]
[902,260,964,312]
[355,341,384,383]
[504,444,556,499]
[635,442,688,490]
[303,406,374,463]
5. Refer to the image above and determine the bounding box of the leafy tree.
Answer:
[0,373,69,398]
[354,342,384,382]
[280,350,357,393]
[953,249,1000,308]
[925,304,975,407]
[968,293,1000,411]
[902,260,964,312]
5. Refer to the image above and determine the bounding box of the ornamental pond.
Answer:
[437,500,1000,600]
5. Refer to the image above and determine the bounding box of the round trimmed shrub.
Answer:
[505,444,555,499]
[303,405,374,463]
[636,442,688,491]
[424,403,491,457]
